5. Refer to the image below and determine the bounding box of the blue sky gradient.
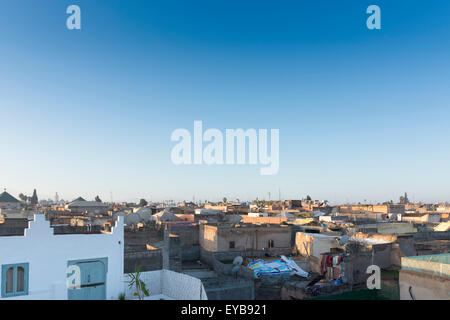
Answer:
[1,1,450,203]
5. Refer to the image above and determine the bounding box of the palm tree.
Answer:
[127,266,149,300]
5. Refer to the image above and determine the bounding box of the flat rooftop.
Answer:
[405,253,449,264]
[207,223,291,229]
[0,217,111,236]
[296,231,341,239]
[349,237,391,245]
[402,253,450,278]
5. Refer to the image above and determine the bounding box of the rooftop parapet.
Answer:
[401,253,450,279]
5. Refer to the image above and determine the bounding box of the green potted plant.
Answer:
[127,265,150,300]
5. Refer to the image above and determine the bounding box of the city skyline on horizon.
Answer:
[1,186,445,206]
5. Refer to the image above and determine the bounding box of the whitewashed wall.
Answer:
[123,270,208,300]
[0,214,124,300]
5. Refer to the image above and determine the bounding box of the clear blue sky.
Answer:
[1,1,450,204]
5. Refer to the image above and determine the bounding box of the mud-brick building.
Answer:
[200,223,292,257]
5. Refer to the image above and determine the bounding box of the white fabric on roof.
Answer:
[152,209,181,222]
[313,211,327,217]
[276,211,294,219]
[280,255,309,278]
[125,212,142,225]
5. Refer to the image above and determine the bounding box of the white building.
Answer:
[0,214,207,300]
[194,209,222,215]
[248,212,269,217]
[0,214,123,300]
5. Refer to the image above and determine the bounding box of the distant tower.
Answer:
[30,189,38,205]
[55,192,59,203]
[399,192,410,204]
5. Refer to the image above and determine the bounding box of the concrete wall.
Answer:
[399,270,449,300]
[344,243,392,284]
[124,227,163,272]
[0,218,29,236]
[357,223,416,234]
[402,214,441,224]
[240,216,287,224]
[181,246,200,261]
[340,204,404,214]
[390,236,417,267]
[200,224,292,253]
[196,251,255,300]
[217,227,291,252]
[0,214,124,300]
[295,232,341,259]
[124,227,187,272]
[168,223,199,246]
[167,234,182,272]
[199,224,218,252]
[123,269,208,300]
[411,231,450,241]
[205,280,254,300]
[124,250,162,273]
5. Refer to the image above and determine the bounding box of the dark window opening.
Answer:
[1,263,29,297]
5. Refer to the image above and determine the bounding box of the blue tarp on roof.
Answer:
[248,256,309,279]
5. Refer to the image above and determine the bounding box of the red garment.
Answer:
[326,255,333,267]
[320,255,328,274]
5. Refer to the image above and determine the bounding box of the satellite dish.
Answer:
[233,256,243,266]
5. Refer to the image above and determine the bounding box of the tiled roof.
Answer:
[68,200,108,207]
[0,191,20,203]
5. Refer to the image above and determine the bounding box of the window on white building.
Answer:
[1,263,29,297]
